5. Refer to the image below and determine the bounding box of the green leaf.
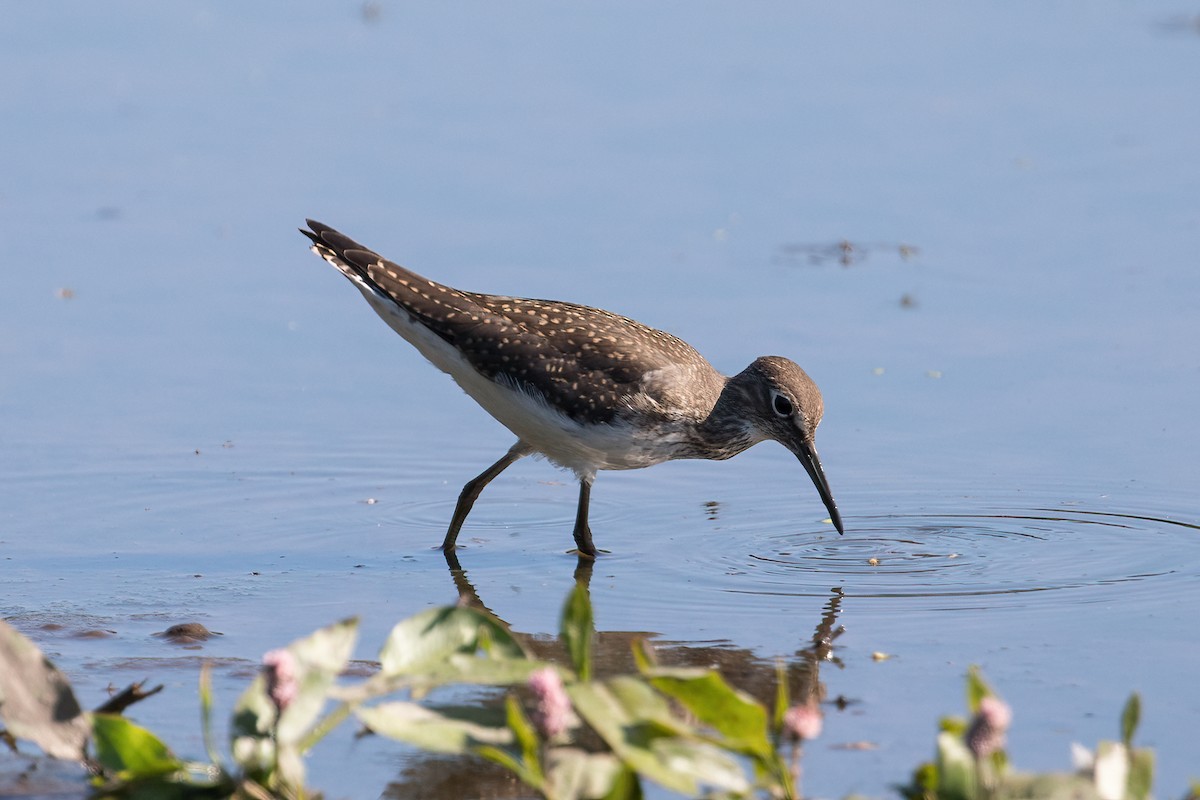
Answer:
[378,606,527,681]
[198,661,221,768]
[630,638,655,674]
[0,620,89,759]
[560,582,594,681]
[988,747,1008,776]
[647,668,772,760]
[281,618,359,746]
[505,694,541,770]
[938,715,967,737]
[597,764,644,800]
[934,730,975,800]
[230,673,274,746]
[230,617,359,751]
[475,743,544,792]
[569,679,692,794]
[568,677,749,795]
[415,653,548,687]
[91,713,182,780]
[355,701,511,753]
[772,659,790,735]
[965,665,991,714]
[901,761,939,800]
[469,699,546,795]
[1120,692,1141,747]
[546,748,630,800]
[647,736,749,795]
[1008,771,1115,800]
[1127,746,1154,800]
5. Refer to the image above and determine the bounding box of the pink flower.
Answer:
[783,702,823,742]
[262,648,299,713]
[966,696,1012,759]
[527,667,572,739]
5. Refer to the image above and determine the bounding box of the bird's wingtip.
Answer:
[304,218,335,235]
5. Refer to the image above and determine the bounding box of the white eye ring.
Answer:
[772,393,793,417]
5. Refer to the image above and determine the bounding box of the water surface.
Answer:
[3,2,1199,797]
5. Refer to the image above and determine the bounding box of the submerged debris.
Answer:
[153,622,221,644]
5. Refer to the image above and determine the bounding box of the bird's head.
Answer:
[732,356,844,535]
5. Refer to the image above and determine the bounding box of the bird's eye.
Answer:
[772,394,793,417]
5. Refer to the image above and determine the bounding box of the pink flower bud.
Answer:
[966,696,1012,759]
[527,667,572,739]
[783,702,823,742]
[262,648,299,713]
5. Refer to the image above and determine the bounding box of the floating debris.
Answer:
[774,239,920,268]
[831,740,880,751]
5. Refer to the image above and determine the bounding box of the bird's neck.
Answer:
[693,376,761,460]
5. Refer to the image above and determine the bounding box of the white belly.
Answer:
[357,285,675,477]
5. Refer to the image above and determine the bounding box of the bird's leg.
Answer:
[441,441,533,551]
[572,475,598,558]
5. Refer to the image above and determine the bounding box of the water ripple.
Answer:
[706,506,1199,608]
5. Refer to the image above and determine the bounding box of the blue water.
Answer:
[3,2,1199,797]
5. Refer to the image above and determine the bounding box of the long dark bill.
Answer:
[796,440,844,535]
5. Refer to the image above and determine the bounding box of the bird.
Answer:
[301,220,843,557]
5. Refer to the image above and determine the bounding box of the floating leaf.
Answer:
[0,620,89,760]
[560,582,594,681]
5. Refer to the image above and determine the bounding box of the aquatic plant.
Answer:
[898,666,1154,800]
[0,586,803,799]
[0,590,1170,800]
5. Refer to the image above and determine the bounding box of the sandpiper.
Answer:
[302,220,843,557]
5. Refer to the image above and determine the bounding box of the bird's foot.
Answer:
[572,526,599,559]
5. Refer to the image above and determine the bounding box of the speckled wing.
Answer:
[461,294,712,422]
[302,220,709,423]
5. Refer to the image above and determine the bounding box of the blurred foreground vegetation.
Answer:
[0,584,1191,800]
